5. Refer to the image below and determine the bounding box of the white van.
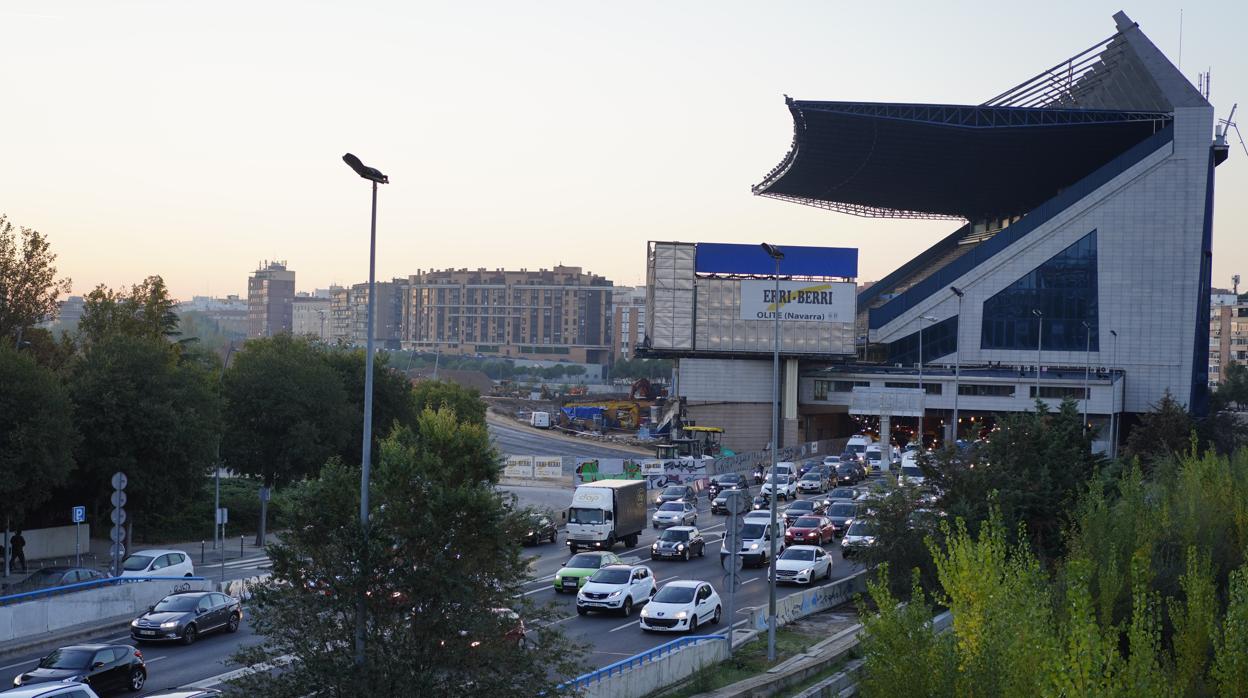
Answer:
[530,411,551,429]
[844,435,873,462]
[864,444,883,471]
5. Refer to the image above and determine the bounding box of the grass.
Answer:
[656,626,822,698]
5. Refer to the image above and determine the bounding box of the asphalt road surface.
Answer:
[488,419,647,462]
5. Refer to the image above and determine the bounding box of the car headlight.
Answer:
[554,575,563,584]
[675,611,688,619]
[677,544,685,551]
[640,607,649,617]
[844,519,853,525]
[608,590,622,598]
[161,621,179,628]
[750,543,759,550]
[527,531,534,536]
[802,568,814,576]
[652,543,658,550]
[14,676,22,687]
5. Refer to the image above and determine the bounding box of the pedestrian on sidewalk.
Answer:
[10,531,26,572]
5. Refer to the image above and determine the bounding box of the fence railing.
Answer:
[559,634,727,692]
[0,575,208,605]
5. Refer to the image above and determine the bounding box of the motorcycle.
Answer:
[752,466,764,485]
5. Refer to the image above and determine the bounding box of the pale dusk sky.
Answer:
[1,0,1243,299]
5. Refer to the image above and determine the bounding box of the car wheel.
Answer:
[684,548,691,562]
[184,572,192,578]
[128,668,146,692]
[621,598,633,617]
[698,544,705,558]
[825,564,832,580]
[568,544,578,553]
[688,615,698,633]
[552,531,558,544]
[576,606,587,616]
[712,605,722,625]
[228,612,241,633]
[181,624,197,645]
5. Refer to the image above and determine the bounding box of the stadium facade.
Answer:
[645,12,1228,454]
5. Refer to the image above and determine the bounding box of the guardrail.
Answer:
[560,634,727,692]
[0,576,207,606]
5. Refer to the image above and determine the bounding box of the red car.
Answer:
[785,516,836,546]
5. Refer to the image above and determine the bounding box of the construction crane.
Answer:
[1217,103,1246,159]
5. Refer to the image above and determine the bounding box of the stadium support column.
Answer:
[783,358,799,447]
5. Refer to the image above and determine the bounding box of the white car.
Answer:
[841,521,878,559]
[119,549,195,578]
[720,520,783,567]
[899,465,926,487]
[652,501,697,528]
[760,475,796,501]
[822,455,841,466]
[576,564,657,616]
[743,510,773,524]
[797,471,826,493]
[772,545,834,585]
[639,580,721,633]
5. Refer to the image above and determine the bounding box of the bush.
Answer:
[136,476,303,543]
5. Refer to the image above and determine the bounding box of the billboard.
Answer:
[695,242,858,278]
[739,280,855,323]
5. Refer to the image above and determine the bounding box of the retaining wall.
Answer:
[4,525,91,561]
[581,638,728,698]
[746,570,868,632]
[0,578,212,644]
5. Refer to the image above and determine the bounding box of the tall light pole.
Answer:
[950,287,964,443]
[760,241,783,663]
[917,315,936,449]
[1081,320,1092,430]
[214,343,236,552]
[343,152,389,671]
[1032,309,1044,402]
[1110,329,1119,459]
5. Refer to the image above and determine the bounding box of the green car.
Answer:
[553,551,622,593]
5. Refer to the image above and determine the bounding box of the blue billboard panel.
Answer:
[694,243,858,278]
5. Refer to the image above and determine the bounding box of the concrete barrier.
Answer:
[575,636,729,698]
[4,525,91,560]
[746,570,868,632]
[0,577,212,644]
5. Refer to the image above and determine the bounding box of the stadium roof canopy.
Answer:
[752,12,1207,222]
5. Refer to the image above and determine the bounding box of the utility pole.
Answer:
[950,287,964,443]
[760,242,784,663]
[1033,309,1044,401]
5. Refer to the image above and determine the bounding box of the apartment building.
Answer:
[611,287,646,362]
[329,281,404,349]
[292,295,333,340]
[1209,288,1248,386]
[247,261,295,338]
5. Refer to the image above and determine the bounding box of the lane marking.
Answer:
[608,620,640,633]
[741,578,759,586]
[146,656,168,664]
[0,660,33,672]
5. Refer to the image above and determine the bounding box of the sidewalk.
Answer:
[1,533,281,586]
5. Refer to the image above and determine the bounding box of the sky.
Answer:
[2,0,1244,300]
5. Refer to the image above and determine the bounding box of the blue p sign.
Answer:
[72,506,86,523]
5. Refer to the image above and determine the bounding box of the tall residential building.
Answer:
[403,266,613,364]
[611,287,646,362]
[247,261,295,338]
[292,295,333,340]
[330,281,404,349]
[1209,289,1248,386]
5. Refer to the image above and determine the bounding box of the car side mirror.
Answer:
[197,608,206,615]
[92,661,105,669]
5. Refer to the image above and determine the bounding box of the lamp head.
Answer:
[342,153,389,184]
[950,286,964,298]
[760,242,785,260]
[1032,309,1043,317]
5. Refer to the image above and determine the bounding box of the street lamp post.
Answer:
[1110,329,1119,459]
[760,242,783,663]
[1082,321,1092,430]
[214,343,236,552]
[950,287,964,443]
[343,153,389,671]
[1032,309,1044,402]
[917,315,936,449]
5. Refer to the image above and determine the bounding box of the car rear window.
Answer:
[793,517,822,527]
[589,568,631,584]
[829,503,858,516]
[567,554,605,568]
[653,585,695,603]
[659,502,684,511]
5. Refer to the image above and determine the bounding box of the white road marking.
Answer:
[0,660,33,672]
[741,578,759,586]
[608,619,641,633]
[145,656,168,664]
[180,653,295,689]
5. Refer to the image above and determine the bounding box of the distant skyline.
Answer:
[2,1,1243,300]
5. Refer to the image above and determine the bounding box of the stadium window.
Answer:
[958,384,1015,397]
[884,381,942,395]
[1028,386,1088,399]
[981,231,1099,352]
[886,316,958,367]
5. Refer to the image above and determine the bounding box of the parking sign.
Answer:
[72,506,86,523]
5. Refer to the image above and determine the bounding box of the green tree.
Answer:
[0,214,72,343]
[857,568,956,698]
[0,347,77,533]
[322,349,419,463]
[1213,563,1248,696]
[1125,391,1194,467]
[1212,362,1248,411]
[68,334,221,535]
[860,478,940,599]
[231,407,583,695]
[411,379,486,426]
[78,276,180,346]
[221,335,352,545]
[15,326,76,372]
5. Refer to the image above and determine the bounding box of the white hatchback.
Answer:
[576,564,656,616]
[639,580,721,633]
[119,549,195,578]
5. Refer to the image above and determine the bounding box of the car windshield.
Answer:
[740,523,766,539]
[829,488,856,499]
[658,502,683,511]
[589,568,631,584]
[801,473,820,480]
[846,444,865,454]
[567,554,606,569]
[788,501,813,511]
[847,521,876,536]
[829,503,858,517]
[902,466,923,478]
[769,475,789,484]
[662,486,685,495]
[793,517,822,528]
[568,508,603,525]
[781,548,816,561]
[716,475,739,484]
[660,529,689,542]
[38,648,92,669]
[653,585,696,603]
[837,465,855,474]
[153,595,200,612]
[122,554,154,571]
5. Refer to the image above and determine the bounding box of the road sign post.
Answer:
[109,472,128,576]
[720,490,746,656]
[71,506,86,567]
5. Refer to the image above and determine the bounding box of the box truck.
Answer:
[566,479,647,552]
[530,411,551,429]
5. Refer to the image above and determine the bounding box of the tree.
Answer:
[1213,362,1248,412]
[77,276,180,346]
[411,379,486,426]
[14,326,76,372]
[221,335,352,545]
[231,407,583,695]
[0,347,77,531]
[0,214,72,344]
[322,349,419,464]
[860,479,941,600]
[68,333,221,535]
[1124,391,1194,467]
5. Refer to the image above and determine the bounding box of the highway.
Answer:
[488,417,649,463]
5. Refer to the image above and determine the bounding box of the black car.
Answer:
[825,486,860,505]
[782,499,825,526]
[826,501,862,536]
[650,526,705,560]
[13,645,146,694]
[836,463,861,485]
[520,512,558,546]
[654,485,695,506]
[2,567,108,595]
[130,591,241,645]
[706,473,749,499]
[750,494,771,510]
[797,460,820,477]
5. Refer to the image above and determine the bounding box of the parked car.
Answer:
[785,516,836,546]
[130,591,241,645]
[771,545,834,585]
[651,501,697,529]
[12,645,146,694]
[797,471,826,494]
[519,511,558,546]
[782,499,825,526]
[119,550,194,578]
[653,485,695,506]
[0,684,101,698]
[639,581,721,633]
[900,464,927,487]
[576,564,656,616]
[706,473,749,499]
[553,551,622,593]
[651,526,705,561]
[2,567,107,595]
